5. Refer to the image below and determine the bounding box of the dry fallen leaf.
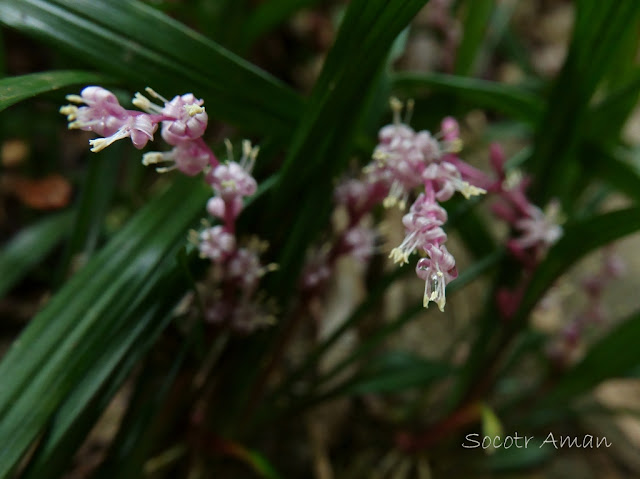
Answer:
[5,173,72,210]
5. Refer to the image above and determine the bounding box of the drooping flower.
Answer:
[416,244,458,311]
[364,99,487,310]
[422,161,486,202]
[389,193,448,265]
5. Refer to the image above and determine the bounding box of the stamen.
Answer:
[502,169,523,191]
[224,139,234,162]
[390,97,403,124]
[428,273,441,301]
[155,165,177,173]
[65,94,84,104]
[242,139,252,158]
[404,99,415,124]
[141,152,165,166]
[383,196,397,208]
[221,179,237,190]
[59,105,77,118]
[145,87,169,104]
[89,128,129,152]
[447,138,463,153]
[187,229,200,245]
[372,150,388,164]
[185,104,205,116]
[459,182,486,199]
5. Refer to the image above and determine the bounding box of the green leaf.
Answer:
[529,1,640,204]
[538,309,640,409]
[0,70,107,112]
[582,146,640,203]
[392,72,543,125]
[0,0,303,135]
[586,68,640,141]
[455,0,495,76]
[269,0,429,294]
[0,176,210,478]
[20,274,180,479]
[242,449,285,479]
[514,207,640,326]
[243,0,321,48]
[0,211,74,298]
[487,438,552,471]
[332,351,452,395]
[313,249,502,391]
[57,145,123,280]
[95,305,201,479]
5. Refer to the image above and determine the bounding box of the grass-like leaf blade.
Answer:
[0,211,73,298]
[0,70,106,112]
[533,310,640,414]
[515,207,640,325]
[0,0,303,135]
[392,72,542,125]
[0,176,209,478]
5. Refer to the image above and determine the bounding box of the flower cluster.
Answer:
[196,141,277,333]
[546,246,625,367]
[364,99,486,311]
[62,86,273,333]
[485,144,564,268]
[300,178,382,292]
[60,86,215,175]
[301,99,487,311]
[464,144,565,319]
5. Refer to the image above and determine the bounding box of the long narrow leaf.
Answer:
[0,211,73,298]
[243,0,321,48]
[582,146,640,203]
[0,176,209,478]
[529,1,640,204]
[392,72,542,125]
[20,270,180,478]
[270,0,429,293]
[0,0,303,135]
[514,207,640,325]
[0,71,106,112]
[538,309,640,408]
[455,0,494,76]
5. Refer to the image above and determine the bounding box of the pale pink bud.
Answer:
[161,94,208,145]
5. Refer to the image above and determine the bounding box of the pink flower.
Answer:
[440,116,460,142]
[209,162,258,199]
[227,248,266,291]
[422,162,486,202]
[389,194,448,265]
[206,196,243,222]
[416,244,457,311]
[89,114,157,152]
[60,86,128,136]
[301,251,332,290]
[198,226,236,262]
[160,93,208,145]
[511,201,563,250]
[343,226,376,263]
[363,99,486,310]
[142,141,215,175]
